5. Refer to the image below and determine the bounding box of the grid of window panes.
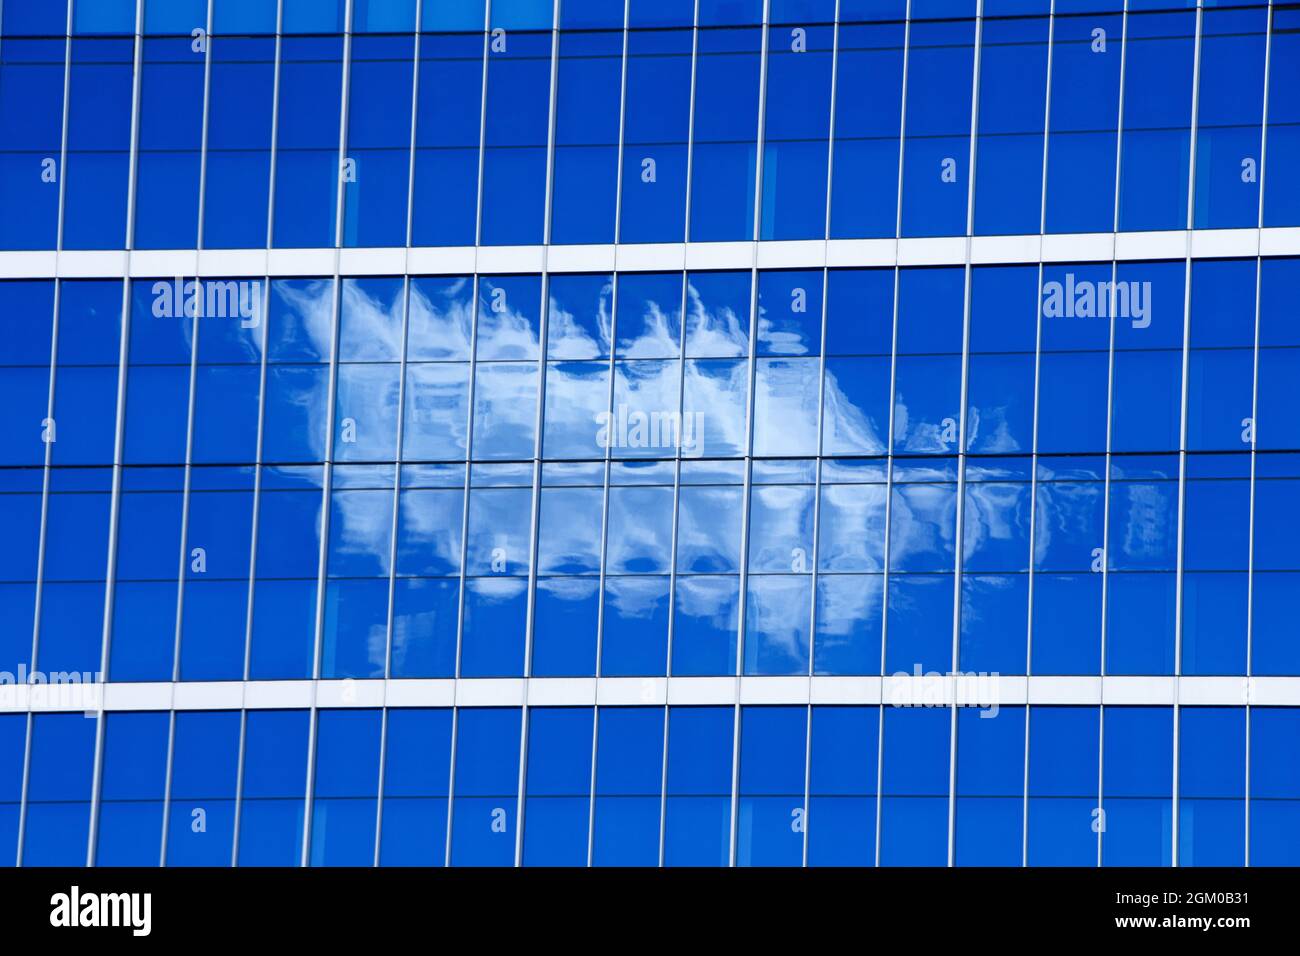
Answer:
[5,261,1300,684]
[3,705,1299,866]
[0,0,1298,250]
[3,0,1300,871]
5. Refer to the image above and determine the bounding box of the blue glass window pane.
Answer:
[310,709,382,866]
[451,708,521,866]
[343,36,415,247]
[63,39,134,249]
[96,711,169,865]
[955,705,1025,866]
[592,707,664,866]
[166,710,240,865]
[379,708,452,866]
[664,706,734,866]
[522,707,593,866]
[412,34,484,246]
[1250,708,1300,865]
[880,706,949,865]
[1102,707,1173,866]
[1027,706,1098,865]
[273,37,343,248]
[238,709,310,866]
[1178,707,1245,866]
[690,28,762,242]
[807,706,878,865]
[0,40,64,249]
[737,706,806,866]
[23,713,97,866]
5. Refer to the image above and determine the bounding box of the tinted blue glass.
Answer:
[451,708,521,866]
[761,24,833,240]
[134,38,204,248]
[0,281,54,468]
[96,711,169,865]
[310,709,382,866]
[166,711,240,865]
[1251,708,1300,865]
[480,31,551,245]
[621,30,692,243]
[974,18,1048,235]
[664,706,734,866]
[830,22,904,238]
[1102,707,1172,866]
[0,715,26,865]
[1178,707,1245,866]
[690,28,762,241]
[1118,13,1195,232]
[880,706,949,865]
[1027,706,1098,866]
[63,39,134,249]
[592,707,663,866]
[23,713,97,866]
[412,34,484,246]
[238,710,310,866]
[901,21,974,237]
[0,40,64,249]
[522,707,593,866]
[4,0,69,35]
[343,36,415,247]
[273,37,343,248]
[552,31,621,244]
[1045,16,1121,233]
[807,706,877,865]
[1264,9,1300,227]
[1193,9,1266,229]
[380,709,452,866]
[955,706,1025,866]
[737,706,806,866]
[212,0,278,34]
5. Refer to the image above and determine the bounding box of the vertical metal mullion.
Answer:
[374,273,413,866]
[452,14,496,868]
[729,0,772,868]
[1097,0,1132,870]
[1023,0,1057,869]
[659,0,701,868]
[232,0,280,862]
[802,0,841,870]
[21,272,58,866]
[194,0,214,249]
[299,0,355,869]
[53,0,72,253]
[171,1,214,686]
[157,710,177,866]
[1244,0,1273,870]
[876,0,910,870]
[472,0,491,249]
[588,0,629,862]
[264,1,284,248]
[1170,1,1205,870]
[86,0,145,868]
[513,0,563,869]
[946,0,983,870]
[161,4,213,859]
[681,0,702,243]
[14,713,31,867]
[375,0,425,863]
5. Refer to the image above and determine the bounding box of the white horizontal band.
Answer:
[2,675,1297,713]
[3,228,1298,281]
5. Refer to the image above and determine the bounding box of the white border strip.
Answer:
[1,229,1298,280]
[2,674,1294,713]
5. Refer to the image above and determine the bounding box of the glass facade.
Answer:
[0,0,1297,867]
